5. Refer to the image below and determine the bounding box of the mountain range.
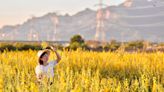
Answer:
[0,0,164,42]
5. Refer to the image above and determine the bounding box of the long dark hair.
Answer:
[39,52,47,65]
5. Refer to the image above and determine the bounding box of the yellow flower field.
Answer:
[0,50,164,92]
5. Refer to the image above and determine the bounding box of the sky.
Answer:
[0,0,125,28]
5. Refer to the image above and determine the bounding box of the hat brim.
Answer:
[38,49,50,59]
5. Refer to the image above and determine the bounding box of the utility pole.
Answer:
[123,0,133,8]
[51,14,59,41]
[95,0,109,43]
[28,21,39,41]
[1,33,6,40]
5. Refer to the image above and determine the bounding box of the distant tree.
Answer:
[69,34,86,50]
[70,34,84,44]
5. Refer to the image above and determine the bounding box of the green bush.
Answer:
[125,41,144,50]
[0,43,42,52]
[69,42,81,50]
[18,44,42,51]
[0,44,17,52]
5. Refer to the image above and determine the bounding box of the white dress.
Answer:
[35,60,57,79]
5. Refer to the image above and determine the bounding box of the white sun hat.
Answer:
[37,49,50,59]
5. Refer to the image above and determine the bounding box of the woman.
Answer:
[35,46,61,84]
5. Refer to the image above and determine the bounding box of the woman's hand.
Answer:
[50,45,61,63]
[50,46,57,52]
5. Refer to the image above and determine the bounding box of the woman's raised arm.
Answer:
[50,46,61,63]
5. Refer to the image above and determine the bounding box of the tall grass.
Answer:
[0,50,164,92]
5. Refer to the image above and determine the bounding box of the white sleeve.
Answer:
[49,60,57,67]
[35,65,44,77]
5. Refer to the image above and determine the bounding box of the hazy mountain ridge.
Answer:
[0,0,164,42]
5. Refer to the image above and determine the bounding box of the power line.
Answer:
[120,13,164,18]
[123,3,164,9]
[122,22,164,27]
[122,0,164,9]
